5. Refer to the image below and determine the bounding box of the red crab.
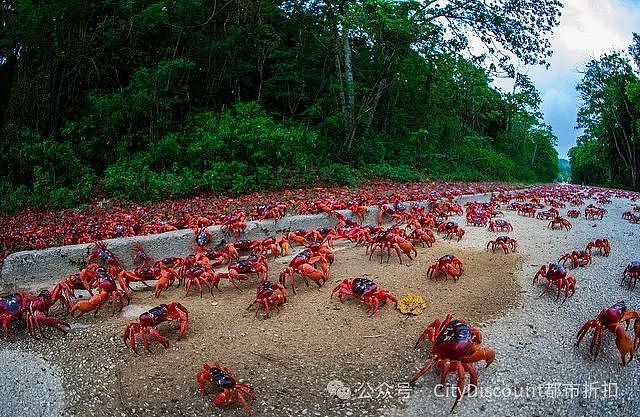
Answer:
[548,199,566,208]
[232,239,261,254]
[377,201,409,225]
[253,236,290,258]
[52,272,97,309]
[200,244,239,267]
[324,225,358,247]
[227,254,269,282]
[576,301,640,365]
[486,236,517,254]
[87,241,125,274]
[79,263,128,294]
[566,210,580,218]
[132,242,154,266]
[584,205,606,220]
[621,261,640,290]
[221,210,247,238]
[152,260,187,297]
[517,204,536,217]
[197,362,254,414]
[586,238,611,257]
[123,302,189,354]
[465,213,489,227]
[559,250,592,268]
[346,224,380,247]
[410,314,495,411]
[437,221,465,241]
[177,254,242,296]
[331,278,397,316]
[488,208,504,218]
[305,227,332,242]
[0,290,70,338]
[180,256,242,297]
[250,201,287,221]
[571,198,584,206]
[407,227,436,248]
[279,246,331,294]
[533,263,576,304]
[487,219,512,232]
[366,230,417,264]
[548,217,572,230]
[246,281,287,317]
[427,255,464,281]
[440,201,464,216]
[307,242,335,264]
[179,257,217,297]
[119,263,180,295]
[444,225,465,241]
[536,209,558,220]
[70,269,130,317]
[286,229,310,246]
[347,201,369,222]
[192,227,214,254]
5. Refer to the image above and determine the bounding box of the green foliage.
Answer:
[103,156,164,202]
[363,164,424,182]
[569,139,611,186]
[0,125,96,211]
[571,41,640,190]
[102,103,322,200]
[0,180,28,214]
[0,0,563,212]
[557,159,571,182]
[320,164,357,186]
[201,162,250,194]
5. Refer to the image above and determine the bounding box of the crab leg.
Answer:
[236,389,253,414]
[146,327,169,348]
[140,330,153,352]
[259,299,270,317]
[612,324,634,365]
[410,359,434,384]
[464,363,478,395]
[451,362,467,411]
[368,297,380,317]
[392,245,403,264]
[438,360,452,386]
[591,327,604,358]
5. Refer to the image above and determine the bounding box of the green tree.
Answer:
[0,0,563,212]
[575,46,640,189]
[568,138,610,185]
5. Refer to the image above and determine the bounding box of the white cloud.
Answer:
[558,1,631,55]
[498,0,640,158]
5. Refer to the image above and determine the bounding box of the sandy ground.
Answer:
[393,195,640,417]
[0,349,65,417]
[1,230,522,417]
[2,189,639,417]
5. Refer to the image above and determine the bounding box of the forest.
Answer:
[0,1,563,212]
[570,34,640,190]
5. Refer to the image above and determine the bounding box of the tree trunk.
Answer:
[341,22,356,150]
[363,77,387,138]
[325,1,350,149]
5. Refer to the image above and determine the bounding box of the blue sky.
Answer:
[527,0,640,159]
[493,0,640,159]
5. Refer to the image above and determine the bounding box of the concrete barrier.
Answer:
[1,192,495,288]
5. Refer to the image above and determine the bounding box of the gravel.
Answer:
[0,349,65,417]
[392,193,640,417]
[2,188,639,417]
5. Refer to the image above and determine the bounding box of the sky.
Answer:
[515,0,640,159]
